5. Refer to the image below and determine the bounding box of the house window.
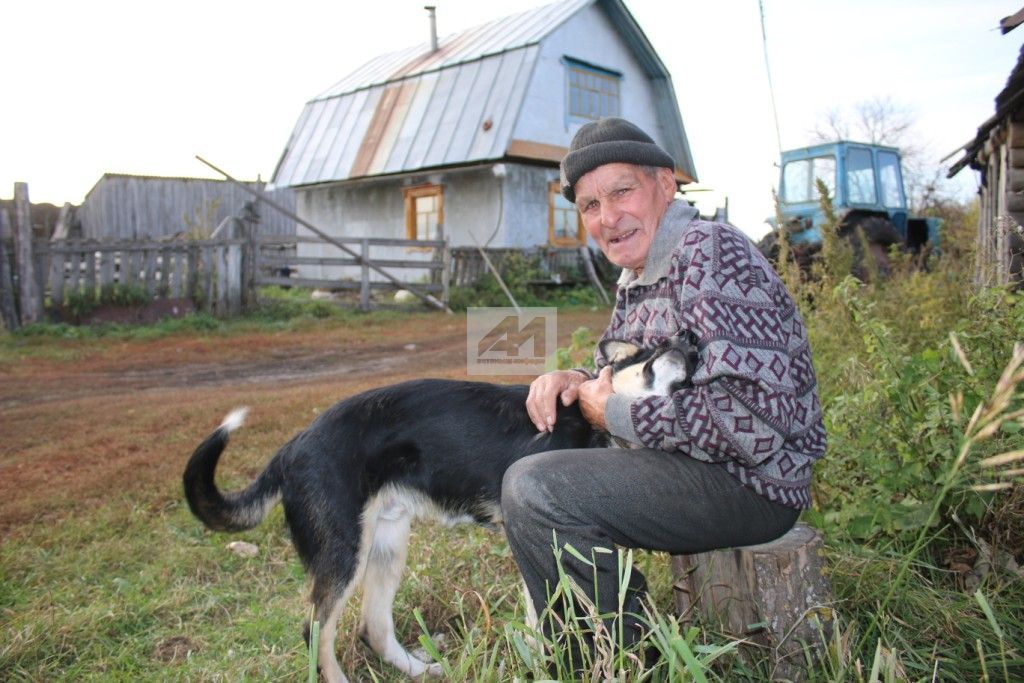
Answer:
[567,59,620,120]
[549,181,584,246]
[404,185,443,241]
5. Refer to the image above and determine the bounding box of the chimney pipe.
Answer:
[425,6,438,52]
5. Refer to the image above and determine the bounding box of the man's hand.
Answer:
[578,366,613,431]
[526,370,588,432]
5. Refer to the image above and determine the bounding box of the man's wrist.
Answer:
[569,367,595,381]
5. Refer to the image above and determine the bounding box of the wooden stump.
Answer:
[671,524,833,681]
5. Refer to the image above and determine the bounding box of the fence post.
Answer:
[0,208,19,331]
[13,183,41,324]
[441,238,451,307]
[240,208,258,312]
[226,242,241,316]
[360,238,371,312]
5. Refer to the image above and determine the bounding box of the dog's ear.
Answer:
[600,339,642,364]
[666,333,700,380]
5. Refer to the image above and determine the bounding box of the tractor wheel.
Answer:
[756,231,779,262]
[842,215,902,279]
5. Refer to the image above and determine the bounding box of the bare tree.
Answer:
[807,96,939,210]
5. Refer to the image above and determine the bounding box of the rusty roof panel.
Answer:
[350,85,402,179]
[329,87,384,183]
[274,41,544,187]
[382,73,437,174]
[317,89,367,181]
[367,80,419,176]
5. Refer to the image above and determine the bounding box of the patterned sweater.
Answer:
[597,201,826,509]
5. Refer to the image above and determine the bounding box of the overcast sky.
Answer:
[2,0,1021,237]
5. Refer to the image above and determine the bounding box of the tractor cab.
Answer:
[775,141,937,254]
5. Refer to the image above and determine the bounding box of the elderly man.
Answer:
[502,118,826,661]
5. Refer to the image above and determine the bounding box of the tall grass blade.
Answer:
[670,635,709,683]
[307,614,320,683]
[413,608,451,678]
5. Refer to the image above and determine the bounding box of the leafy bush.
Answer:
[60,284,152,321]
[448,251,606,310]
[554,326,599,372]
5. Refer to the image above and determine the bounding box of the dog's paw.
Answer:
[409,632,445,662]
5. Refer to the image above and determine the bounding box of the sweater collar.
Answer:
[617,200,699,287]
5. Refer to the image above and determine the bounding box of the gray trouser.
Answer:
[500,447,800,652]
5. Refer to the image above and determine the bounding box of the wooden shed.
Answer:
[78,173,296,241]
[948,13,1024,288]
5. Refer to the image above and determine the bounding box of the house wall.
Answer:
[295,161,596,283]
[513,3,666,151]
[297,166,505,282]
[79,175,295,240]
[970,119,1024,289]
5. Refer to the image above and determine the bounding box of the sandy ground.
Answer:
[0,308,610,534]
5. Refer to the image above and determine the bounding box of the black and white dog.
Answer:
[183,336,697,682]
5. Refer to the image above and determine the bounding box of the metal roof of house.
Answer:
[272,0,696,188]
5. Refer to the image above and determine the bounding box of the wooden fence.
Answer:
[0,180,606,328]
[36,238,248,316]
[449,246,585,286]
[0,227,452,327]
[254,234,449,311]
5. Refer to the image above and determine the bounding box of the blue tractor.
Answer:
[758,141,940,271]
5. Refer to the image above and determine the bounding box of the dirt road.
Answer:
[0,309,610,533]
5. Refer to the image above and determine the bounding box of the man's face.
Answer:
[573,163,676,271]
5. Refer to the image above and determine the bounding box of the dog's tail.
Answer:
[183,407,283,532]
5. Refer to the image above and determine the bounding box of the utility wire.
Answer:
[759,0,783,156]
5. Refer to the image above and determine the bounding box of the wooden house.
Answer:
[270,0,696,282]
[948,11,1024,288]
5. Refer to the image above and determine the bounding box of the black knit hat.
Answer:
[560,117,675,202]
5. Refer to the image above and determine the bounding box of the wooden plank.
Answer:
[214,245,227,315]
[49,247,65,307]
[100,250,114,293]
[13,183,41,324]
[133,249,145,288]
[359,238,370,311]
[159,247,171,296]
[506,138,569,164]
[441,240,451,306]
[68,250,82,294]
[226,243,241,315]
[85,248,97,296]
[258,275,442,292]
[0,235,19,331]
[174,250,186,298]
[143,248,157,297]
[33,248,48,316]
[256,234,445,249]
[203,245,215,314]
[258,254,444,270]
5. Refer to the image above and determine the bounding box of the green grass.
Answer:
[3,205,1024,680]
[3,489,1020,680]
